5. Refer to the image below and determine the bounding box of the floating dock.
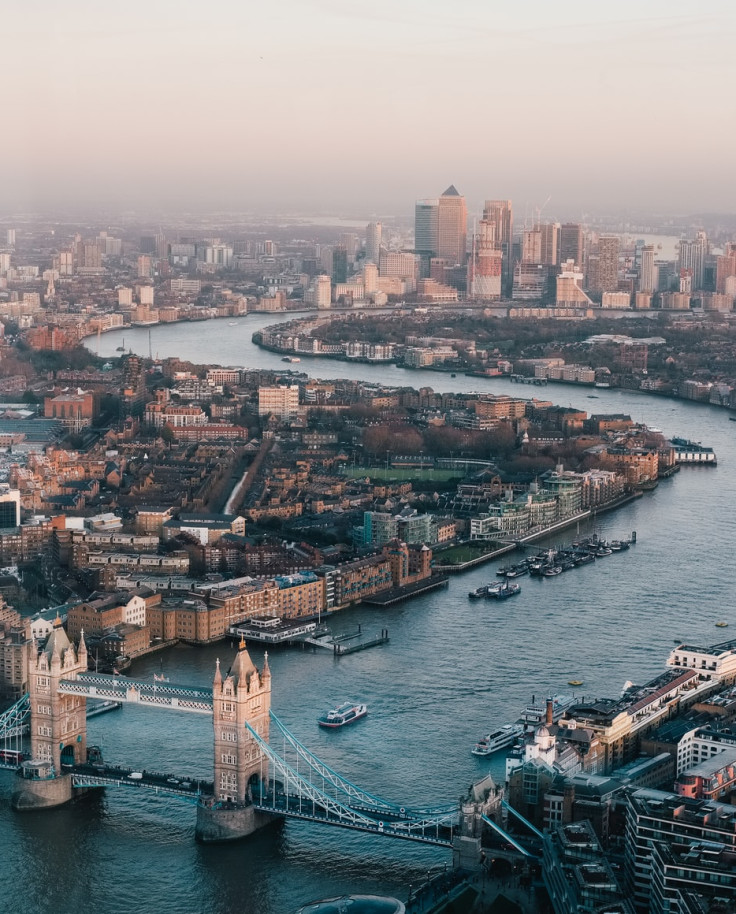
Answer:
[303,625,389,655]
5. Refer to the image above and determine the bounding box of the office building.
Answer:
[415,199,439,255]
[559,223,584,268]
[679,233,707,291]
[437,185,467,266]
[640,245,658,293]
[587,235,620,295]
[467,220,503,300]
[332,246,348,284]
[258,385,300,422]
[535,222,559,266]
[365,222,382,263]
[0,486,20,528]
[483,199,513,291]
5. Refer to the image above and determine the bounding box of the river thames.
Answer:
[1,314,734,914]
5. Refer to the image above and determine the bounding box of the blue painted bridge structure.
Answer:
[1,668,537,856]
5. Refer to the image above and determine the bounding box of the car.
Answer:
[166,777,179,785]
[128,772,143,780]
[180,781,192,789]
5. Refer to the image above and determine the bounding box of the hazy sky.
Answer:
[4,0,736,218]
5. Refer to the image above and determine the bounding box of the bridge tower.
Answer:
[212,638,271,803]
[196,639,274,842]
[13,619,88,810]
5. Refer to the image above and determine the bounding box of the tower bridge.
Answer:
[0,618,531,863]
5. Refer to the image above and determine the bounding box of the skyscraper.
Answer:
[678,232,707,290]
[482,200,513,292]
[588,235,620,295]
[365,222,382,263]
[558,223,583,268]
[436,185,467,266]
[332,246,348,284]
[415,199,439,255]
[639,245,658,293]
[535,223,559,266]
[467,220,503,300]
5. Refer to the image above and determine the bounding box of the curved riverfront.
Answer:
[0,318,729,913]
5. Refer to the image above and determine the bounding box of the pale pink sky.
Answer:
[3,0,735,217]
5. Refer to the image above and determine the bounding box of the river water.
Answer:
[1,316,733,914]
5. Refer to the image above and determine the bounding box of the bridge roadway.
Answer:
[58,673,214,714]
[70,763,213,802]
[253,786,457,847]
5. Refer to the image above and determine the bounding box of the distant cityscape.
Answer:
[1,198,736,914]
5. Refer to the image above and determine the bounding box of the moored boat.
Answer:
[471,723,524,756]
[317,701,368,728]
[488,581,521,599]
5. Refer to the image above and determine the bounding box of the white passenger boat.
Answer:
[317,701,368,729]
[471,723,524,756]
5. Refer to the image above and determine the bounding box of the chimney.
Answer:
[545,698,554,726]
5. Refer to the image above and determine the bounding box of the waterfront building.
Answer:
[624,788,736,912]
[667,639,736,683]
[66,591,148,640]
[543,820,634,914]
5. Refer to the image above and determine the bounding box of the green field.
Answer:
[433,542,504,565]
[342,465,460,482]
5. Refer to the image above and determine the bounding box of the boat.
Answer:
[568,679,583,687]
[716,622,729,628]
[542,565,562,577]
[488,581,521,599]
[468,586,488,599]
[317,701,368,729]
[519,694,577,727]
[227,321,238,326]
[471,723,524,756]
[729,417,736,422]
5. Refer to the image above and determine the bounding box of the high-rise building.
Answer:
[639,245,658,293]
[535,223,559,266]
[137,255,152,278]
[716,243,736,293]
[339,233,359,260]
[332,246,348,284]
[467,220,503,300]
[415,199,439,255]
[482,200,513,292]
[437,185,467,266]
[6,229,15,246]
[522,230,543,264]
[558,223,584,268]
[678,233,707,290]
[258,385,300,421]
[365,222,382,263]
[587,235,620,295]
[0,486,20,528]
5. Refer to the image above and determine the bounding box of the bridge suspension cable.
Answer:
[269,711,457,818]
[0,693,30,768]
[246,720,456,845]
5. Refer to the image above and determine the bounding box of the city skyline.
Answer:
[3,1,736,216]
